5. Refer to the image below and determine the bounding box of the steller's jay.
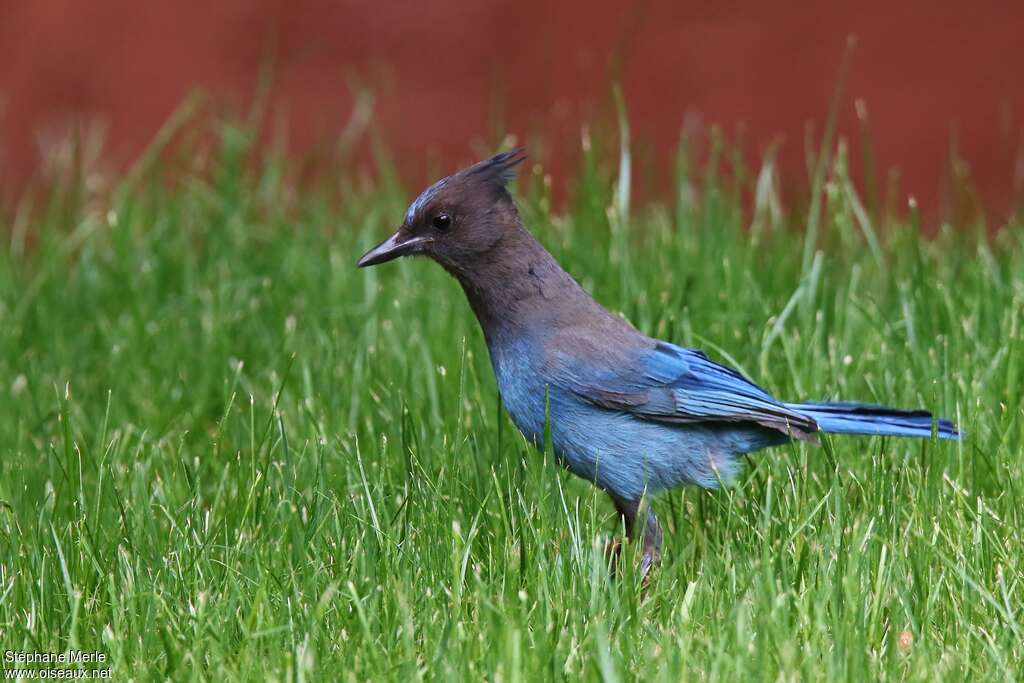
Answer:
[357,149,959,574]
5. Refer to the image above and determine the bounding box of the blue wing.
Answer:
[561,341,819,440]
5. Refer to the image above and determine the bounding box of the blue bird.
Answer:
[357,149,959,573]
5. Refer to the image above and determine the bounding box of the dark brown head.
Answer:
[356,149,527,274]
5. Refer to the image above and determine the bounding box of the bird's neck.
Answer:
[450,226,590,345]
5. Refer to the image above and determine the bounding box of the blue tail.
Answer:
[785,401,960,440]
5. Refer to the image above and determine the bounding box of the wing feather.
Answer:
[561,341,818,440]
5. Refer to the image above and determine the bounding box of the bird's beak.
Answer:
[356,229,430,268]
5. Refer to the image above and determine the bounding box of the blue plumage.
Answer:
[358,149,960,573]
[492,332,957,500]
[785,401,959,439]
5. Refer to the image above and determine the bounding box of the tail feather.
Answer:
[785,401,960,440]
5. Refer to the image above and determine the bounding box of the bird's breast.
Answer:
[489,336,550,447]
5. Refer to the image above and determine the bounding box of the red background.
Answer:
[1,1,1021,223]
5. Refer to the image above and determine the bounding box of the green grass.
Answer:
[1,117,1022,682]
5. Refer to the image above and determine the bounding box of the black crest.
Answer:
[465,148,527,188]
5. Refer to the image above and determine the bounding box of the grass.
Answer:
[0,114,1022,682]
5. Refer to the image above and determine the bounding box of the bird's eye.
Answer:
[432,213,452,231]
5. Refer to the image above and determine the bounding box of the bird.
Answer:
[357,149,959,574]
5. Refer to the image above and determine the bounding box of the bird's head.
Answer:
[356,149,527,274]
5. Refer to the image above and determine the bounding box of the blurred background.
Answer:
[1,0,1021,224]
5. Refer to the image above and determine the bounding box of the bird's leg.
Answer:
[639,506,663,577]
[609,493,663,578]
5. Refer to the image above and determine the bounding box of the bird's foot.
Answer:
[605,537,659,585]
[638,545,660,586]
[607,493,663,586]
